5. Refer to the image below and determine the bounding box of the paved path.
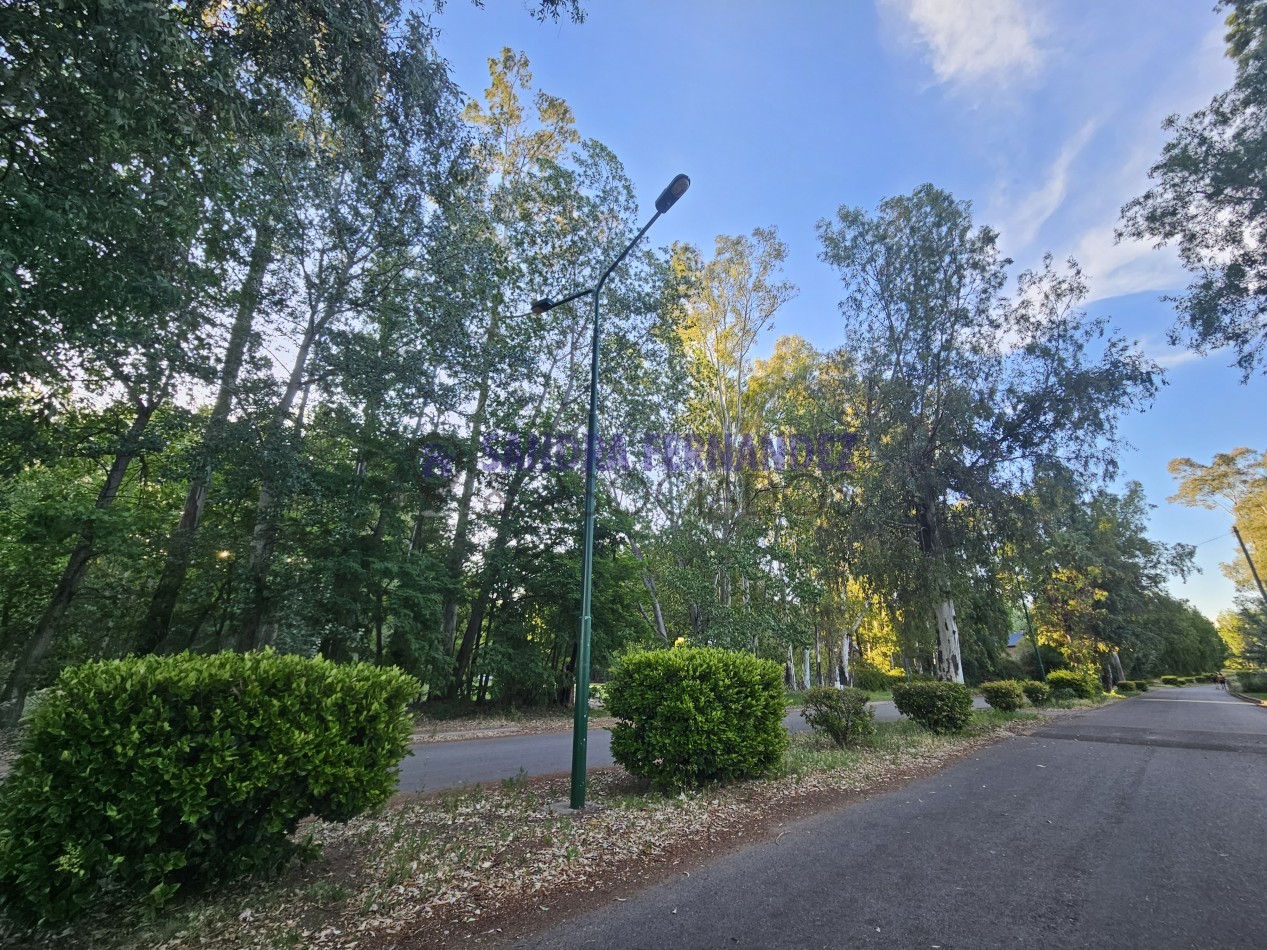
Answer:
[400,697,990,795]
[509,684,1267,950]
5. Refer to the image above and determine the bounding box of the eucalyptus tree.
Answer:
[231,19,469,652]
[819,184,1159,682]
[635,231,800,655]
[1120,0,1267,378]
[434,51,674,699]
[1169,448,1267,598]
[1020,476,1195,679]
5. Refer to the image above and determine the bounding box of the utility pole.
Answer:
[1232,524,1267,607]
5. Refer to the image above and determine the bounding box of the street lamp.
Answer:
[533,173,690,810]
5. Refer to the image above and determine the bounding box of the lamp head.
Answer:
[655,174,691,214]
[530,298,554,315]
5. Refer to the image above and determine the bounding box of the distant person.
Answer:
[1217,673,1228,690]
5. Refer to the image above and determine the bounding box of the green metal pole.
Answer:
[564,177,688,810]
[568,209,668,809]
[569,287,600,809]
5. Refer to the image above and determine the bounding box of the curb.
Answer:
[1229,690,1267,707]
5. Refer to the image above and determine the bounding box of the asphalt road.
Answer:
[399,697,991,795]
[509,684,1267,950]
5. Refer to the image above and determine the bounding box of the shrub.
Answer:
[891,681,974,733]
[1236,671,1267,692]
[800,687,875,748]
[851,663,897,692]
[1044,669,1099,699]
[607,647,787,792]
[1049,687,1079,705]
[1021,680,1051,706]
[1161,675,1181,686]
[1115,680,1135,693]
[978,680,1026,712]
[0,652,419,924]
[1133,680,1149,692]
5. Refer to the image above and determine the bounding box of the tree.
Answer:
[819,184,1159,682]
[1119,0,1267,378]
[1169,448,1267,599]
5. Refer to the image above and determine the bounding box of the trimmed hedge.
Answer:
[0,652,419,924]
[1044,669,1100,699]
[1133,680,1149,692]
[1161,675,1181,686]
[1115,680,1135,693]
[607,647,787,791]
[978,680,1026,712]
[891,681,974,733]
[1021,680,1050,706]
[801,687,875,748]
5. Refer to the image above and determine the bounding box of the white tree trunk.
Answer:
[935,599,965,684]
[1110,650,1126,685]
[840,629,851,688]
[787,644,797,690]
[803,649,812,692]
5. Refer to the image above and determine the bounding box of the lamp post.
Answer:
[532,173,690,810]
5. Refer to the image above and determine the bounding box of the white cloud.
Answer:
[882,0,1046,85]
[993,120,1098,249]
[1074,225,1188,302]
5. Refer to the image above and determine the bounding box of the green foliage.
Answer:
[1021,680,1051,706]
[1044,669,1100,699]
[1132,680,1150,692]
[1161,675,1181,686]
[800,687,875,748]
[1120,3,1267,376]
[0,652,419,924]
[1049,687,1079,705]
[851,663,898,692]
[1236,670,1267,691]
[978,680,1026,712]
[1115,680,1135,693]
[607,647,787,791]
[891,681,974,733]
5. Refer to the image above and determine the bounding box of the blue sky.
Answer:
[428,0,1265,619]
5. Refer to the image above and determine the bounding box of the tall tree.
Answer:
[1119,0,1267,377]
[1169,448,1267,599]
[819,184,1159,682]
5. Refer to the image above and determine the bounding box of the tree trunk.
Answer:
[2,402,156,722]
[803,648,812,692]
[628,536,669,643]
[440,311,501,656]
[236,275,341,651]
[447,471,527,698]
[934,599,965,683]
[137,223,275,654]
[1110,650,1126,685]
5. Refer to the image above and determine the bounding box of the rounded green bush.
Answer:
[1043,669,1100,699]
[800,686,875,747]
[1160,675,1181,686]
[1115,680,1135,693]
[1021,680,1051,706]
[607,647,787,792]
[978,680,1026,712]
[1132,679,1149,692]
[891,681,974,733]
[0,652,419,924]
